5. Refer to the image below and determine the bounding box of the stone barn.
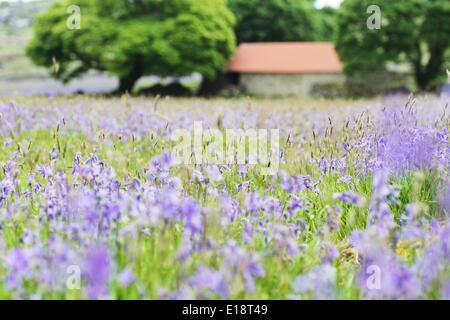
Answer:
[227,42,344,97]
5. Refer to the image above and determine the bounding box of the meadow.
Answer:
[0,94,449,300]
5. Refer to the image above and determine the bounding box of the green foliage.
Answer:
[316,6,338,42]
[0,96,449,299]
[228,0,319,43]
[26,0,236,93]
[336,0,450,90]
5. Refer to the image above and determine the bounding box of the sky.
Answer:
[3,0,344,7]
[315,0,343,8]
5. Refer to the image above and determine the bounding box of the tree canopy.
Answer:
[228,0,319,43]
[336,0,450,90]
[26,0,236,93]
[316,6,338,42]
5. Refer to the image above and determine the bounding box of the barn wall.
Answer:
[240,73,345,97]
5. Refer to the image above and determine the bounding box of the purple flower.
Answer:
[333,192,363,206]
[220,241,265,293]
[376,108,443,174]
[189,266,229,299]
[326,205,342,233]
[0,179,14,198]
[118,268,135,288]
[318,158,329,174]
[442,281,450,300]
[351,230,421,299]
[160,152,174,168]
[245,192,263,214]
[368,171,399,237]
[438,185,450,215]
[83,245,112,299]
[204,166,223,182]
[36,165,53,178]
[191,170,206,184]
[320,242,339,264]
[270,224,300,256]
[5,249,34,289]
[181,198,202,236]
[50,146,60,161]
[339,175,352,184]
[293,264,336,299]
[286,194,305,218]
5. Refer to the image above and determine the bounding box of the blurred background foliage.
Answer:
[336,0,450,91]
[26,0,236,93]
[1,0,449,96]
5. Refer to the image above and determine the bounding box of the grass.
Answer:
[0,95,448,299]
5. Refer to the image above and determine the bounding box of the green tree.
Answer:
[27,0,236,93]
[336,0,450,90]
[316,6,338,42]
[228,0,319,43]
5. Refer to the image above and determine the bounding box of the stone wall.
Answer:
[240,73,345,97]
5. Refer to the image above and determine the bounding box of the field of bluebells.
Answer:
[0,94,449,300]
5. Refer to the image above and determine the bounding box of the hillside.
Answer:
[0,0,53,29]
[0,0,54,81]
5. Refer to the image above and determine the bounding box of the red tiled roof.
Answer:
[227,42,343,74]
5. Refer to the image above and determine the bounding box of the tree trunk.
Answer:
[414,46,444,91]
[116,75,140,94]
[415,72,429,92]
[198,74,228,96]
